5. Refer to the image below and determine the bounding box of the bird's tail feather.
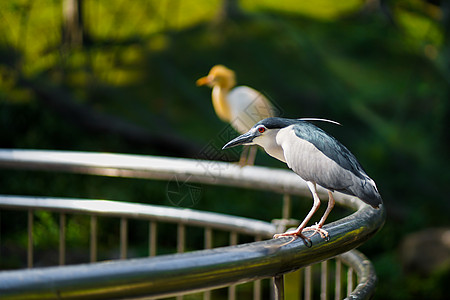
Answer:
[357,177,383,208]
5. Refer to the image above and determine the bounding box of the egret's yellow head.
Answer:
[196,65,236,90]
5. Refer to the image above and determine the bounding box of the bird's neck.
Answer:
[212,86,232,122]
[262,143,286,163]
[254,130,287,163]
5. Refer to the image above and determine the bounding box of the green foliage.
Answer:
[0,1,449,298]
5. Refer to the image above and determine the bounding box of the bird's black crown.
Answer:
[256,117,301,129]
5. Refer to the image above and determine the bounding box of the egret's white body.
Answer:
[197,65,275,165]
[215,86,274,134]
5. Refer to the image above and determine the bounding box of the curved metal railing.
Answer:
[0,149,385,299]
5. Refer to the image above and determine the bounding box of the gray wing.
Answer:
[293,122,367,180]
[278,123,382,208]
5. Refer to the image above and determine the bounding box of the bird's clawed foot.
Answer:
[273,230,312,247]
[303,224,330,241]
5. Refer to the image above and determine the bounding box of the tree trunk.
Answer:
[216,0,243,23]
[62,0,84,47]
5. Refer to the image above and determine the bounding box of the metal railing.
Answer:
[0,149,385,299]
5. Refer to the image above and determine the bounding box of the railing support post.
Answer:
[27,210,33,269]
[120,217,128,259]
[273,275,284,300]
[90,215,97,263]
[59,213,66,266]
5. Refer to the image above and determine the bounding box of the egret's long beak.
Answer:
[196,75,213,86]
[222,131,256,150]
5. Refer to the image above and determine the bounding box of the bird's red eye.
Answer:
[258,127,265,133]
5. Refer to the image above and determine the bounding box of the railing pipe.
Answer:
[0,150,384,299]
[0,150,317,197]
[0,195,277,238]
[339,251,377,300]
[0,197,383,300]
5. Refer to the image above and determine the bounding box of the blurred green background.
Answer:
[0,0,449,299]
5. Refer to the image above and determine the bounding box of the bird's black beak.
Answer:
[222,131,256,150]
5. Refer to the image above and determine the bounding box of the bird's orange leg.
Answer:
[303,191,335,240]
[245,145,257,166]
[273,182,321,240]
[238,146,250,166]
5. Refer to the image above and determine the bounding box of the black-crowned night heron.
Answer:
[222,117,383,240]
[197,65,275,165]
